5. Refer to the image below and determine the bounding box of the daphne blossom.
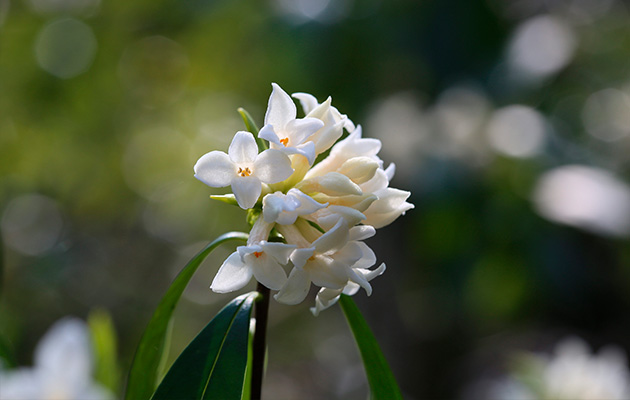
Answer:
[0,318,113,400]
[258,83,324,164]
[194,83,414,314]
[194,130,293,209]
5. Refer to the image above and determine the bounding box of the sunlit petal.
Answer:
[194,151,234,187]
[210,251,252,293]
[228,131,258,164]
[254,149,293,184]
[265,83,296,128]
[231,176,262,209]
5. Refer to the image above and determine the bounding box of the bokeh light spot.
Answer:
[533,165,630,237]
[487,105,546,158]
[34,18,97,79]
[508,15,576,79]
[582,88,630,142]
[1,194,64,256]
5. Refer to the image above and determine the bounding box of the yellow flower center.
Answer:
[237,167,252,177]
[254,251,263,258]
[280,137,289,147]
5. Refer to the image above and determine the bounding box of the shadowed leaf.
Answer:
[125,232,248,400]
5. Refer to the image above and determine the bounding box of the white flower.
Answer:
[293,92,355,133]
[542,338,630,400]
[291,94,353,155]
[211,217,295,292]
[262,188,327,225]
[360,164,414,229]
[306,205,367,231]
[194,130,293,209]
[305,126,382,179]
[487,337,630,400]
[274,220,378,305]
[311,262,386,316]
[0,318,113,400]
[258,83,324,164]
[211,241,295,292]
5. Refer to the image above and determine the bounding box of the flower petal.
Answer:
[310,287,343,316]
[308,258,348,289]
[35,318,92,385]
[274,267,311,305]
[228,131,258,164]
[287,188,327,215]
[285,117,324,145]
[253,149,293,184]
[261,241,296,265]
[312,218,349,254]
[290,247,315,269]
[194,151,234,187]
[350,241,377,270]
[330,125,382,158]
[360,168,390,194]
[292,92,319,115]
[250,255,288,290]
[210,251,252,293]
[346,267,372,295]
[332,241,365,267]
[258,124,281,145]
[349,225,376,242]
[363,188,414,228]
[265,83,296,128]
[231,176,262,209]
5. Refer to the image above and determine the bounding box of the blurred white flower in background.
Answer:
[0,318,113,400]
[533,165,630,237]
[488,337,630,400]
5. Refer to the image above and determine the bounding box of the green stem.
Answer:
[251,283,270,400]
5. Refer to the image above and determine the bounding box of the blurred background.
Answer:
[3,0,630,398]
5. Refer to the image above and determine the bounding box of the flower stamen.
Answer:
[237,167,252,177]
[254,251,263,258]
[280,137,289,147]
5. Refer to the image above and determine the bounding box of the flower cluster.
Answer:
[194,83,413,315]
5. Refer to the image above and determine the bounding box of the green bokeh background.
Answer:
[3,0,630,398]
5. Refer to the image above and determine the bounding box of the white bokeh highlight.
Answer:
[533,165,630,237]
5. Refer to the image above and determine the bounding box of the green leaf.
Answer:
[88,309,120,393]
[237,107,267,152]
[125,232,249,400]
[209,194,239,206]
[151,292,259,400]
[339,295,403,400]
[239,319,254,400]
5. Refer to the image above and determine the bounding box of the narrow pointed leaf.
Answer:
[151,292,259,400]
[125,232,249,400]
[339,295,403,400]
[237,107,267,152]
[210,194,239,206]
[89,309,120,393]
[240,318,254,400]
